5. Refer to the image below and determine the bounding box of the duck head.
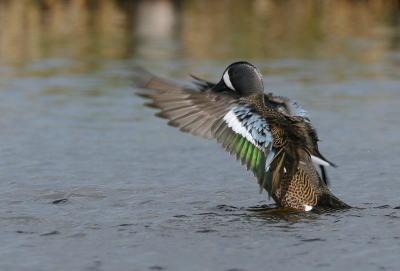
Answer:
[211,61,264,97]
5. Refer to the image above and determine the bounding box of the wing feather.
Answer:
[136,70,291,199]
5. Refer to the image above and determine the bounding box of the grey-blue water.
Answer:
[1,1,400,270]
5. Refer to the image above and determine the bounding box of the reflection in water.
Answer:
[246,204,321,224]
[0,0,41,64]
[135,0,180,60]
[0,0,399,74]
[198,204,322,224]
[181,0,399,66]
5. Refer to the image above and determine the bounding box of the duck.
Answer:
[135,61,350,211]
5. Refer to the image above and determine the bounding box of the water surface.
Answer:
[1,1,400,270]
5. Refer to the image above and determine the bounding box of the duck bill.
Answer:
[210,80,225,92]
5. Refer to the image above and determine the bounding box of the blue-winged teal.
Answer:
[136,61,350,211]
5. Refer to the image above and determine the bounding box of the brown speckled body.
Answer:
[273,154,319,209]
[244,93,349,210]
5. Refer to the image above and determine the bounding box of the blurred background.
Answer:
[1,0,399,77]
[1,1,400,270]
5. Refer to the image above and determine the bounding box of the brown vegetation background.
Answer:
[0,0,399,73]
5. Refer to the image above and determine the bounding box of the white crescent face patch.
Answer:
[223,69,235,91]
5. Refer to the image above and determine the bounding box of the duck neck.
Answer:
[240,92,277,118]
[240,92,266,110]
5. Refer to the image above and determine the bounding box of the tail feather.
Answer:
[316,193,351,210]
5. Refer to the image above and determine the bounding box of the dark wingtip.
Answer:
[320,165,329,186]
[135,91,157,99]
[189,73,201,81]
[330,162,338,168]
[133,66,191,94]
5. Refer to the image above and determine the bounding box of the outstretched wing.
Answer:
[135,69,282,197]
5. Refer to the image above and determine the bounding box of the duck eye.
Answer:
[223,70,236,91]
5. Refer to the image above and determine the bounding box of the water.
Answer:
[1,1,400,270]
